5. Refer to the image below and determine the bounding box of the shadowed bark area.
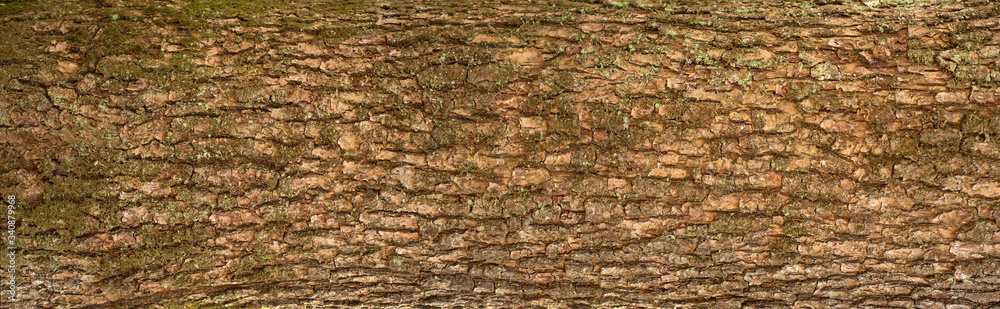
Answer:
[2,0,1000,308]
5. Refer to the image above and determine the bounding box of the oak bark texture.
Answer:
[2,0,1000,308]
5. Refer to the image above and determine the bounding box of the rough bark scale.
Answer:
[2,0,1000,308]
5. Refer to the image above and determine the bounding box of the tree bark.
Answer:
[2,0,1000,308]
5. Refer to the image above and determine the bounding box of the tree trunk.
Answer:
[2,0,1000,308]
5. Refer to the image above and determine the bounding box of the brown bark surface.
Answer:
[2,0,1000,308]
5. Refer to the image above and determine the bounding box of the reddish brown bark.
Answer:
[2,0,1000,308]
